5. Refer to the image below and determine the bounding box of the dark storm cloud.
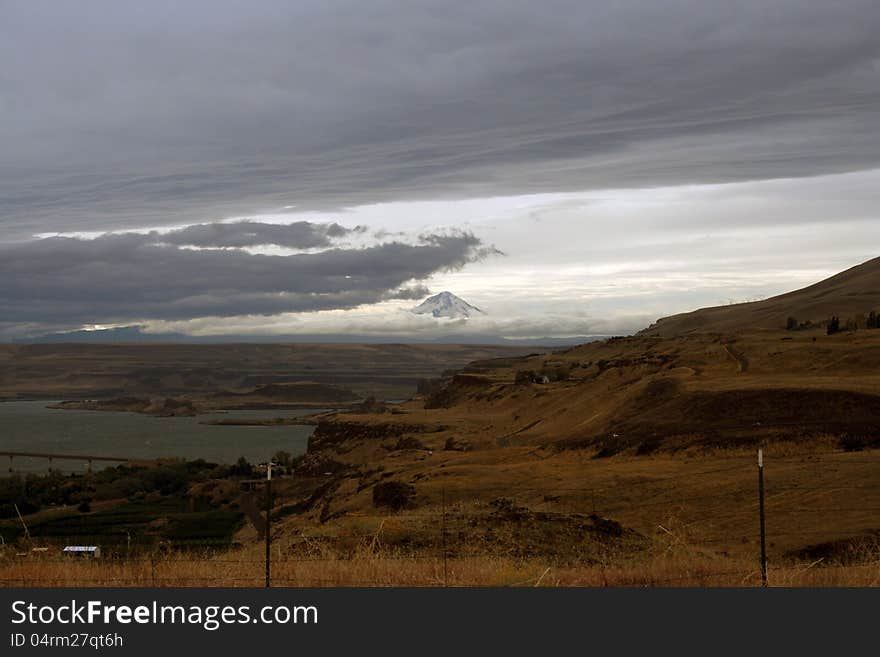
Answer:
[2,1,880,239]
[0,227,487,332]
[384,284,433,301]
[157,220,365,249]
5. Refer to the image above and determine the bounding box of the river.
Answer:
[0,401,316,473]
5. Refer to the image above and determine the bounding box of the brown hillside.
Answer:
[230,327,880,583]
[642,256,880,336]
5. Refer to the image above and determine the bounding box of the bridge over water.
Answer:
[0,450,130,473]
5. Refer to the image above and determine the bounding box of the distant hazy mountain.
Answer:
[411,291,484,319]
[16,325,602,348]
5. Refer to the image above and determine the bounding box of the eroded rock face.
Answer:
[424,373,493,408]
[291,451,352,477]
[308,420,431,451]
[444,437,472,452]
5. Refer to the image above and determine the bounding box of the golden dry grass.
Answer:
[276,445,880,561]
[2,549,878,587]
[5,445,880,588]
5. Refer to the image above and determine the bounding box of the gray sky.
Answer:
[2,1,879,338]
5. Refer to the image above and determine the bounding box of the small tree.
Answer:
[273,451,293,474]
[786,316,798,331]
[372,481,416,511]
[827,315,841,335]
[230,457,253,477]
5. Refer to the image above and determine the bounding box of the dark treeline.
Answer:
[786,311,880,335]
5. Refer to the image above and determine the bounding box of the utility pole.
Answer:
[441,488,448,587]
[265,462,273,588]
[757,449,768,587]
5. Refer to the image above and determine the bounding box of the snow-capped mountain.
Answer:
[411,291,485,319]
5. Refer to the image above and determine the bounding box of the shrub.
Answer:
[515,370,536,385]
[636,437,663,455]
[551,365,571,381]
[272,451,294,475]
[827,316,841,335]
[372,481,416,511]
[840,434,880,451]
[229,457,254,478]
[390,436,426,451]
[444,437,472,452]
[839,435,867,452]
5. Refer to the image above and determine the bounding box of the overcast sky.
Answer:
[2,1,879,339]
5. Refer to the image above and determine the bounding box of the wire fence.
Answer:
[2,449,880,587]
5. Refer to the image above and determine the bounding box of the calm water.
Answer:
[0,401,317,473]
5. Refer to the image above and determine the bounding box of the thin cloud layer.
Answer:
[2,1,880,239]
[0,223,491,335]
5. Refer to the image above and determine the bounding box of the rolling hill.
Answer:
[642,256,880,337]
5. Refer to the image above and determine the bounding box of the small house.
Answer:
[62,546,101,559]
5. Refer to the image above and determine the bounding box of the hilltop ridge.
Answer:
[643,256,880,337]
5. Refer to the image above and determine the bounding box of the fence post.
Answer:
[758,449,768,587]
[441,487,448,587]
[265,464,272,588]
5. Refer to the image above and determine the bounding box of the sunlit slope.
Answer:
[326,329,880,456]
[642,256,880,337]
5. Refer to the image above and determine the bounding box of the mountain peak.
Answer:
[411,291,484,319]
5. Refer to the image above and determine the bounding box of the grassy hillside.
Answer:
[643,256,880,336]
[238,272,880,585]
